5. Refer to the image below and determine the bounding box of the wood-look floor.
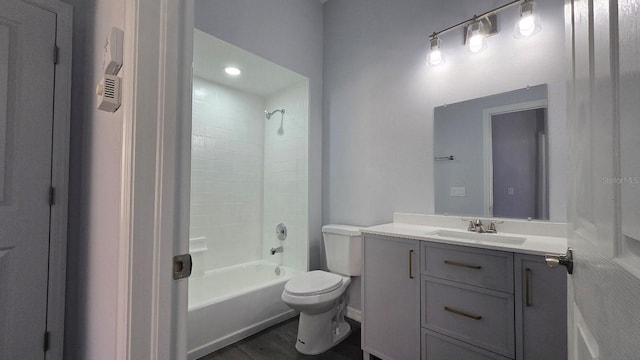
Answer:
[198,316,379,360]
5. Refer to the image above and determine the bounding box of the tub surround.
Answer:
[361,213,567,256]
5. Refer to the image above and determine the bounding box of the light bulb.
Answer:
[518,15,536,36]
[466,20,486,53]
[428,36,444,66]
[516,1,540,38]
[429,49,443,66]
[468,31,484,53]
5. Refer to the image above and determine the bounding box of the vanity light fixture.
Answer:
[428,35,445,66]
[428,0,540,63]
[515,0,540,37]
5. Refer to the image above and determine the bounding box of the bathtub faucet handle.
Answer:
[270,246,283,255]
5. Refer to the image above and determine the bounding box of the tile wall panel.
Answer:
[190,77,265,273]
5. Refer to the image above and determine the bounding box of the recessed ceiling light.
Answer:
[225,67,241,76]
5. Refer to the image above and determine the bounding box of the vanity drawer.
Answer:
[421,242,514,293]
[422,329,511,360]
[422,277,515,358]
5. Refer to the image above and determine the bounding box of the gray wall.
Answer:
[61,0,126,358]
[194,0,324,269]
[323,0,566,226]
[323,0,566,312]
[433,85,547,217]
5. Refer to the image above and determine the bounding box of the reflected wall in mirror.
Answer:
[434,84,549,220]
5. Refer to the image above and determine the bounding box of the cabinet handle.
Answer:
[443,260,482,270]
[525,268,532,307]
[409,250,415,279]
[444,306,482,320]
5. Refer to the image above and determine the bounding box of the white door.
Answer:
[566,0,640,358]
[0,0,57,358]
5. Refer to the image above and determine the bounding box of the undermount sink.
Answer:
[425,229,527,245]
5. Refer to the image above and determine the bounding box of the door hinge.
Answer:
[44,331,50,352]
[53,45,59,64]
[49,186,55,206]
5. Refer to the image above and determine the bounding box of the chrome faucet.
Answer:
[464,219,504,233]
[270,246,283,255]
[487,220,503,233]
[470,219,487,233]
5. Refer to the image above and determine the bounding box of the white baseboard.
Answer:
[346,306,361,322]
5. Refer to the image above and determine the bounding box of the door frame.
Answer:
[481,99,548,217]
[116,0,193,359]
[16,1,74,359]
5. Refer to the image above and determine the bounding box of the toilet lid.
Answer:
[285,270,344,296]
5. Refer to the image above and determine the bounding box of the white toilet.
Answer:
[281,224,362,355]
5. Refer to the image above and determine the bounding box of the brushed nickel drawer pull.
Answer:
[444,306,482,320]
[525,268,532,307]
[443,260,482,270]
[409,249,415,279]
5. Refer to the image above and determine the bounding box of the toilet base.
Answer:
[294,309,352,355]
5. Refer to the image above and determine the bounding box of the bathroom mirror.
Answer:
[434,84,549,220]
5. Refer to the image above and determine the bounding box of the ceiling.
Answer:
[193,29,306,97]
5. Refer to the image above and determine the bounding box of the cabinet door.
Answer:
[362,235,420,360]
[515,254,567,360]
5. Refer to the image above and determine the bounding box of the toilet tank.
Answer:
[322,224,362,276]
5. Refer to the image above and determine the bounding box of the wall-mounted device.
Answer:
[97,27,124,112]
[96,75,121,112]
[104,27,123,76]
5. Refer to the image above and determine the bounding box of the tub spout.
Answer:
[270,246,283,255]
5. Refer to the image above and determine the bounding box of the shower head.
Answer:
[264,109,285,120]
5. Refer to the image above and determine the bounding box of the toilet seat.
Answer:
[284,270,343,296]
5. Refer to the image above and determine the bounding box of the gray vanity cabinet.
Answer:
[362,235,566,360]
[514,254,567,360]
[362,235,420,360]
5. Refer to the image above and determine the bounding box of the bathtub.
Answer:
[187,260,301,359]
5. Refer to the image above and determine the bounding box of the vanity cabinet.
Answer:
[514,254,567,360]
[362,235,420,360]
[362,235,566,360]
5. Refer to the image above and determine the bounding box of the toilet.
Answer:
[281,224,362,355]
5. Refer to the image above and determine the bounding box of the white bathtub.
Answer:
[187,260,301,359]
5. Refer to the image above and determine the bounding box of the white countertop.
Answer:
[361,222,567,256]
